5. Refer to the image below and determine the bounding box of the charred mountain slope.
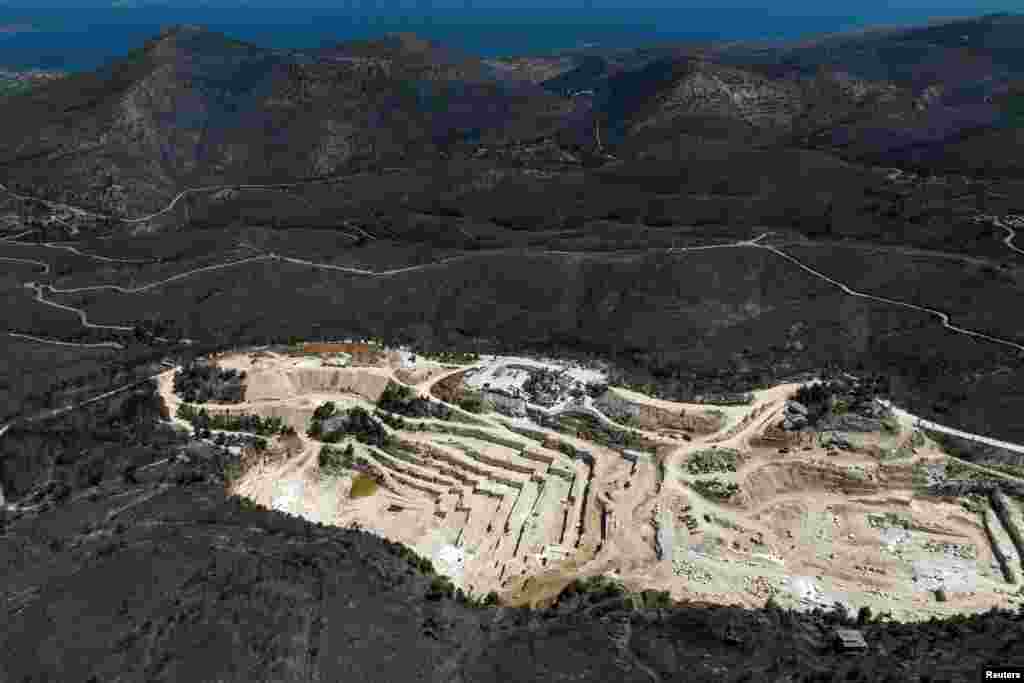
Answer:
[530,13,1024,175]
[0,25,573,216]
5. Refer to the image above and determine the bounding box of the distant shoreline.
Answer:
[0,8,1009,73]
[0,24,36,35]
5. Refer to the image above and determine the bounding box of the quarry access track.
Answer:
[879,400,1024,458]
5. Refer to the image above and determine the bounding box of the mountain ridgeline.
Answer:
[1,15,1024,213]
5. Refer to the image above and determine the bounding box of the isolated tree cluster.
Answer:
[377,381,452,420]
[308,403,391,447]
[173,360,247,404]
[176,403,292,438]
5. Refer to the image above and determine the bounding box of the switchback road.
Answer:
[4,177,1024,453]
[994,216,1024,257]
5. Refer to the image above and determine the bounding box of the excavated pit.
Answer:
[156,348,1024,618]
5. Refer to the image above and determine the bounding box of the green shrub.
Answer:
[889,443,916,460]
[944,458,987,481]
[417,349,479,364]
[426,575,456,601]
[379,381,415,406]
[960,494,987,514]
[416,556,436,575]
[691,478,740,501]
[223,460,244,484]
[573,575,626,601]
[378,381,451,420]
[311,406,391,447]
[986,462,1024,479]
[685,448,741,475]
[911,462,933,488]
[845,468,867,482]
[375,410,408,430]
[319,444,356,475]
[173,360,246,403]
[554,413,656,454]
[176,403,288,437]
[866,512,912,530]
[641,589,673,609]
[881,416,900,435]
[313,401,337,421]
[456,392,487,414]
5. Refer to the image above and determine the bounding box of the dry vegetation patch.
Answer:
[350,473,380,499]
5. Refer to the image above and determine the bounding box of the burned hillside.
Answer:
[2,379,1024,682]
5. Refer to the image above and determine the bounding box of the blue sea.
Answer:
[0,6,993,72]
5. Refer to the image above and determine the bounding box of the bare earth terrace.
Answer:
[156,345,1024,620]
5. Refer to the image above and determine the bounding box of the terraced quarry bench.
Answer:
[185,349,1024,618]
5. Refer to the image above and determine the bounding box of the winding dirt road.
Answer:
[278,253,471,276]
[0,255,49,273]
[5,176,1022,355]
[29,283,135,332]
[6,331,124,350]
[44,254,276,295]
[4,178,1024,454]
[993,215,1024,257]
[0,228,50,272]
[37,240,153,264]
[0,176,355,224]
[754,238,1024,354]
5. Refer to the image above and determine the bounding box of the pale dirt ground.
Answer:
[156,350,1024,621]
[382,347,459,386]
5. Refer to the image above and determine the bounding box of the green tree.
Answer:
[313,401,337,421]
